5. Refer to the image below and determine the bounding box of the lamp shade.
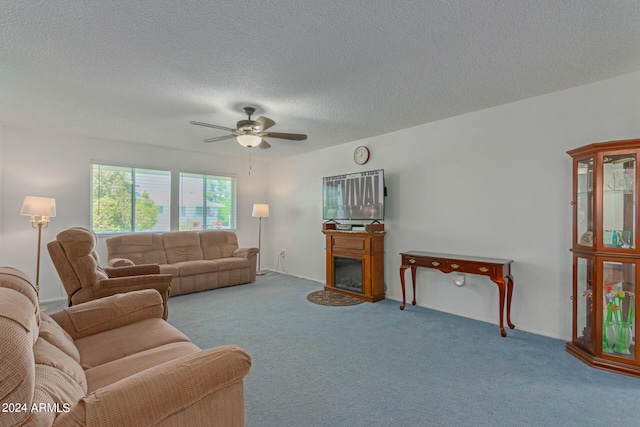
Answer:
[20,196,56,217]
[252,204,270,218]
[236,134,262,148]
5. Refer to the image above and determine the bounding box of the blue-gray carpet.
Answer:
[167,272,639,427]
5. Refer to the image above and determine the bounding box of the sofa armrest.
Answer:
[104,263,160,277]
[98,274,172,289]
[49,289,164,339]
[53,345,252,427]
[233,247,259,258]
[94,274,171,320]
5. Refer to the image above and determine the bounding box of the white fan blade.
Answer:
[204,135,235,143]
[190,121,236,132]
[255,116,276,131]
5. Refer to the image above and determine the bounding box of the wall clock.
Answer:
[353,145,370,165]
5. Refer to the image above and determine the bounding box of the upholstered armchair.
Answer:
[47,227,172,319]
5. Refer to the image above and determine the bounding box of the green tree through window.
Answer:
[91,164,170,233]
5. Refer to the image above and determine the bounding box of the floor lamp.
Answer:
[252,203,269,276]
[20,196,56,301]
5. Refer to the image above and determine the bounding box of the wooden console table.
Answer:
[399,251,515,337]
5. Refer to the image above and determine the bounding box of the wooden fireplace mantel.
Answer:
[323,230,386,302]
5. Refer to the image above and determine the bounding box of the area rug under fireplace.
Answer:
[306,290,364,306]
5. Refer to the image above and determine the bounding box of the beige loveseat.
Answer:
[106,231,258,296]
[0,267,251,427]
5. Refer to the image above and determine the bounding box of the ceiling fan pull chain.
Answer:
[249,152,252,175]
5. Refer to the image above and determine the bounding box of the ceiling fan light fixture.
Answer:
[236,134,262,148]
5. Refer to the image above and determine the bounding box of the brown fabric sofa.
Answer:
[106,231,259,296]
[0,266,251,427]
[48,227,173,319]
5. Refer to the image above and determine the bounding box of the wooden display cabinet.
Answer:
[322,230,386,302]
[567,139,639,377]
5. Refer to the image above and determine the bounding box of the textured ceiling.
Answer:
[1,1,640,159]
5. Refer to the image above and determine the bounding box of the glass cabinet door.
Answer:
[602,154,636,249]
[576,158,594,247]
[602,260,636,359]
[576,256,594,352]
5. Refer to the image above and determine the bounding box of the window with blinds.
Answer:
[91,164,171,233]
[179,173,236,230]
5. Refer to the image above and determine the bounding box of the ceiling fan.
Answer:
[190,107,307,149]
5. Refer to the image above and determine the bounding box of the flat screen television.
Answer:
[322,169,385,221]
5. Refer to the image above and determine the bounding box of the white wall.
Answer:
[0,127,269,301]
[265,71,640,340]
[1,71,639,339]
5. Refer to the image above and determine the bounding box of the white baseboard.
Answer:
[40,296,66,304]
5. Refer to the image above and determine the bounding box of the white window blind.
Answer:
[179,173,236,230]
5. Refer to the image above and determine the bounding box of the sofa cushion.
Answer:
[0,289,39,427]
[34,337,87,393]
[215,257,250,272]
[0,288,39,342]
[159,263,179,277]
[39,313,81,363]
[32,363,86,425]
[106,233,168,265]
[55,227,109,287]
[0,267,40,312]
[74,318,191,369]
[41,313,74,342]
[200,230,239,259]
[174,260,219,276]
[85,341,200,392]
[163,232,204,263]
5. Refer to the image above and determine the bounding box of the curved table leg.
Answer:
[491,277,507,337]
[399,265,409,310]
[506,274,515,330]
[411,266,417,306]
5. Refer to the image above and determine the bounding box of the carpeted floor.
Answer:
[166,271,640,427]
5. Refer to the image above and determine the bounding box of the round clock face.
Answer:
[354,146,370,165]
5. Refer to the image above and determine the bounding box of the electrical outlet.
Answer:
[280,249,285,259]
